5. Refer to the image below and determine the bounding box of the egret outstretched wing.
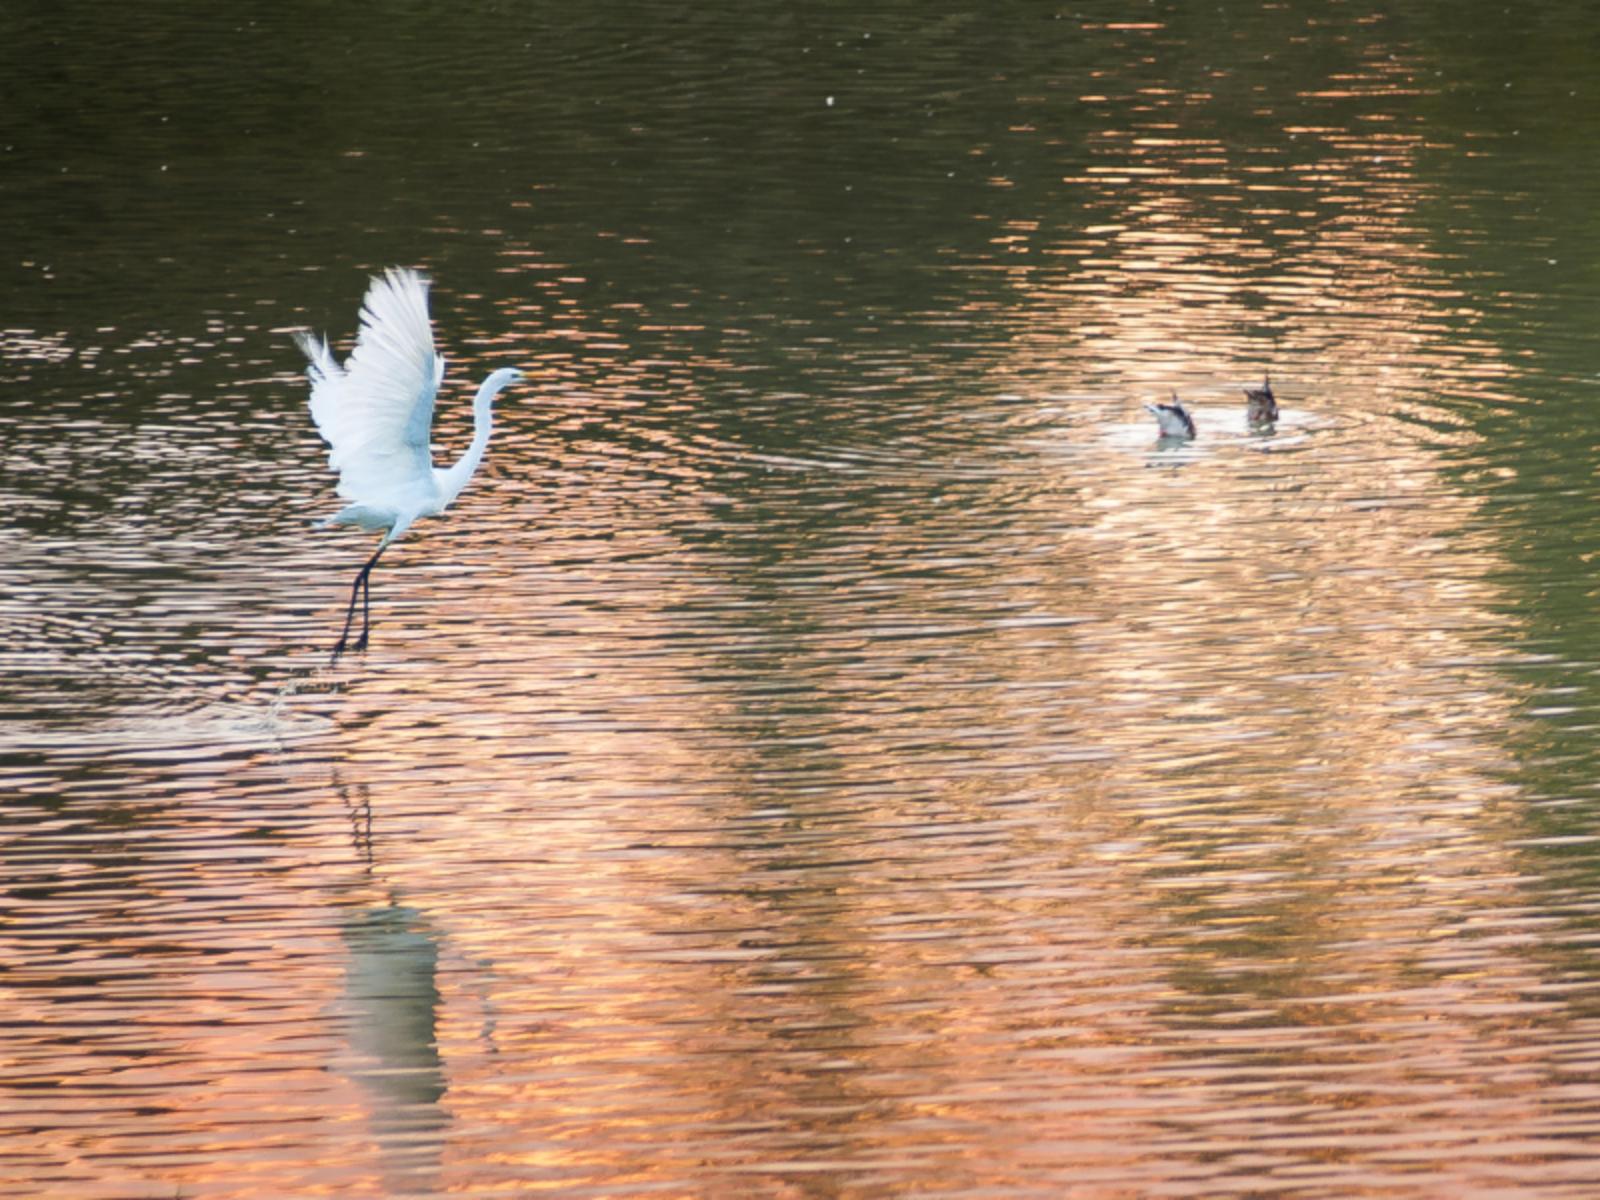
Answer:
[296,267,447,505]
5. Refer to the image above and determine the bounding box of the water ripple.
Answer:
[7,4,1600,1198]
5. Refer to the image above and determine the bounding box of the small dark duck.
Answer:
[1244,375,1277,426]
[1145,392,1196,440]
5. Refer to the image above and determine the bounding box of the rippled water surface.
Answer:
[9,3,1600,1197]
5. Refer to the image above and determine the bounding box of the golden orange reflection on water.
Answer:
[251,100,1581,1200]
[12,23,1600,1200]
[251,49,1595,1197]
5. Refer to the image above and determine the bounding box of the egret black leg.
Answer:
[332,544,386,660]
[354,559,374,652]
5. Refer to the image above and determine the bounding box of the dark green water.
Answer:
[6,3,1600,1197]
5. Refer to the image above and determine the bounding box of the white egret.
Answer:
[1144,392,1196,440]
[296,267,523,657]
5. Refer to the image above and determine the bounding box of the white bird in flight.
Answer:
[296,268,523,658]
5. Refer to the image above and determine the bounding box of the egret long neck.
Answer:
[439,376,508,502]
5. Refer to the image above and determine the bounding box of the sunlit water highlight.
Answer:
[7,3,1600,1198]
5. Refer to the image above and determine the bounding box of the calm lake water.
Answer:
[8,3,1600,1197]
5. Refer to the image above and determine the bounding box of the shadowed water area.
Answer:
[7,2,1600,1196]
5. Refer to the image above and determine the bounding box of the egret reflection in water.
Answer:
[339,899,448,1194]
